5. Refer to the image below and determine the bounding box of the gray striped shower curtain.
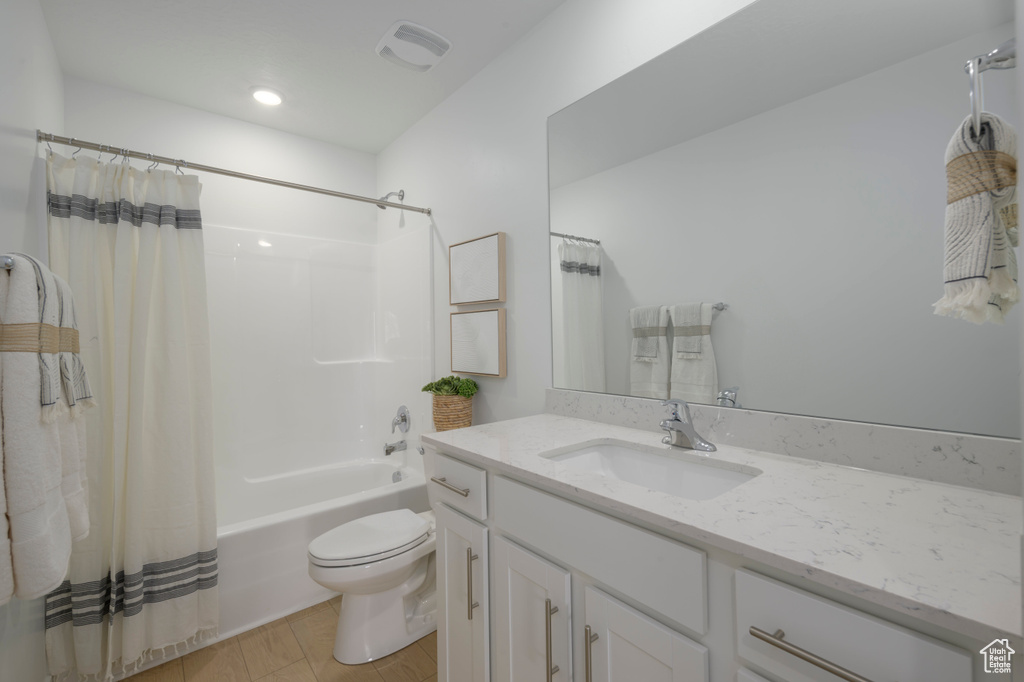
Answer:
[42,151,218,681]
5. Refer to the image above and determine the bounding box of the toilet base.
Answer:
[332,554,437,664]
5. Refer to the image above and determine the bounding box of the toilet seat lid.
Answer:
[308,509,430,562]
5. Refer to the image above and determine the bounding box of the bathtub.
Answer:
[215,459,429,638]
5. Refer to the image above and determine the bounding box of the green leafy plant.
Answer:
[422,375,479,398]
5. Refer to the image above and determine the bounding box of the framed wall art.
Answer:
[450,232,506,305]
[451,309,507,377]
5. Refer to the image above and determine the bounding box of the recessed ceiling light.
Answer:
[257,239,273,247]
[251,88,282,106]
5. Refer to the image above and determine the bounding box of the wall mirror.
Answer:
[548,0,1018,437]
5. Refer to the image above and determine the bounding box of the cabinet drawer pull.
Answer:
[466,548,479,620]
[545,598,560,681]
[431,476,470,497]
[749,626,875,682]
[584,625,599,682]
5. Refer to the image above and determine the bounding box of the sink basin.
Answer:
[542,440,760,501]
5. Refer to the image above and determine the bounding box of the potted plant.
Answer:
[422,375,479,431]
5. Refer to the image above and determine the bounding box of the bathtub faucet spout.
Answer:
[384,440,407,456]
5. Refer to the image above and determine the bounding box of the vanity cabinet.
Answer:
[426,444,996,682]
[488,473,709,681]
[493,534,709,682]
[435,503,490,682]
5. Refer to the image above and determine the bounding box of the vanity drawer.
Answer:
[735,569,971,682]
[427,450,488,521]
[493,476,706,635]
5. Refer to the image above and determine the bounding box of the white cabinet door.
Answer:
[436,503,489,682]
[585,586,708,682]
[493,536,572,682]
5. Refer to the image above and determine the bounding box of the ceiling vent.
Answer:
[376,21,452,72]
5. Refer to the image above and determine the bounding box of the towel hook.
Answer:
[965,38,1018,140]
[967,57,984,140]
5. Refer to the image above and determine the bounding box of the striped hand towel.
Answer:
[934,113,1018,323]
[629,306,670,399]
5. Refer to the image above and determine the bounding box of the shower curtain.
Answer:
[42,152,218,681]
[559,241,606,392]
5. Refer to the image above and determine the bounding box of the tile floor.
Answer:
[127,597,437,682]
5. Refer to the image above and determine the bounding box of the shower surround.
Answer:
[204,223,433,636]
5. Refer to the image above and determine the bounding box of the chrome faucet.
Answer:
[660,399,716,452]
[384,440,407,456]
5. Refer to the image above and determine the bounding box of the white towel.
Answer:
[54,275,95,418]
[1,254,73,602]
[671,303,704,358]
[669,303,718,404]
[629,306,670,398]
[54,275,91,542]
[934,113,1019,323]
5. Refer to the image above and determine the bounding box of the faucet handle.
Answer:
[392,405,410,434]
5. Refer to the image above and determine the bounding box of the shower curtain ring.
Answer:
[70,138,82,159]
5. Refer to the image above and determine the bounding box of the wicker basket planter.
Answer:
[432,394,473,431]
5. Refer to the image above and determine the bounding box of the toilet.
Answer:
[307,508,437,664]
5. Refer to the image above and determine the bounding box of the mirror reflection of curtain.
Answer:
[559,241,605,391]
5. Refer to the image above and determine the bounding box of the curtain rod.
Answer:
[550,231,600,245]
[36,131,431,216]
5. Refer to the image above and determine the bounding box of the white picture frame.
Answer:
[450,232,506,305]
[451,309,507,377]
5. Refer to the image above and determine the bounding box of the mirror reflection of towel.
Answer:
[630,305,664,361]
[670,303,706,359]
[629,306,669,398]
[669,303,718,404]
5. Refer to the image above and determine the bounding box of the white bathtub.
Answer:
[215,459,429,638]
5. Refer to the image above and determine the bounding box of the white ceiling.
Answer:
[39,0,566,153]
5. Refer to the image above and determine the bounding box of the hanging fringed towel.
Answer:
[0,254,93,606]
[934,112,1019,323]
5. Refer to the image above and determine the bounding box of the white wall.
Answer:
[63,78,378,243]
[0,0,63,679]
[551,23,1019,438]
[377,0,756,424]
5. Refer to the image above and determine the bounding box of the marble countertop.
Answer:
[422,414,1022,643]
